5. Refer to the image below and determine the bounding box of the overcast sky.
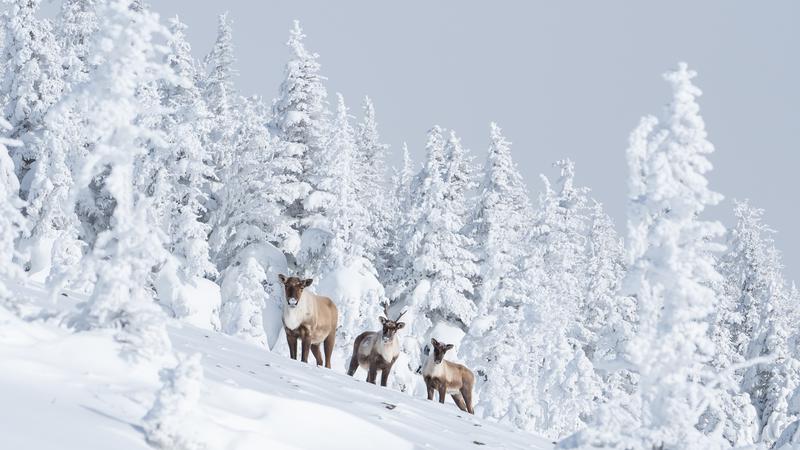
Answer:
[53,1,800,281]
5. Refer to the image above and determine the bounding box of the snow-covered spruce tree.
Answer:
[65,0,175,360]
[301,94,381,352]
[466,123,533,315]
[0,0,65,186]
[201,12,238,226]
[220,256,269,347]
[159,16,215,282]
[269,20,327,237]
[143,353,204,450]
[564,63,728,449]
[404,129,478,334]
[713,200,800,447]
[58,0,102,85]
[0,117,26,299]
[380,143,415,290]
[460,123,550,434]
[354,96,390,267]
[213,96,297,347]
[582,201,630,367]
[210,96,284,272]
[298,93,362,271]
[491,160,601,439]
[394,127,478,393]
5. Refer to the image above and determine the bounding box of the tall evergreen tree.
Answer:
[65,0,175,360]
[202,12,237,217]
[468,123,533,314]
[158,16,215,281]
[713,200,800,447]
[269,20,327,236]
[568,62,729,449]
[354,96,389,266]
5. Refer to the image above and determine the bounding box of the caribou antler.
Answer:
[394,309,407,322]
[382,301,391,319]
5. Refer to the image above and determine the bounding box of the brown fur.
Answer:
[279,274,338,368]
[347,306,405,386]
[421,338,475,414]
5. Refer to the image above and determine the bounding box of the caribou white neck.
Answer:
[283,291,314,330]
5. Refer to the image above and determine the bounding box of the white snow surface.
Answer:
[0,281,552,450]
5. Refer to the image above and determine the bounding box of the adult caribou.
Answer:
[278,274,338,368]
[347,304,406,386]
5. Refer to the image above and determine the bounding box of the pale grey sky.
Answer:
[53,1,800,281]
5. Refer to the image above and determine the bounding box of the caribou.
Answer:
[421,338,475,414]
[278,274,338,368]
[347,304,406,386]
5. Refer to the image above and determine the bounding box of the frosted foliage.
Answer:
[573,63,728,449]
[64,0,174,360]
[354,96,390,266]
[159,16,216,280]
[58,0,101,84]
[143,353,204,450]
[1,0,65,139]
[270,20,328,228]
[0,117,26,292]
[210,97,296,271]
[220,257,268,347]
[401,127,478,331]
[470,123,533,313]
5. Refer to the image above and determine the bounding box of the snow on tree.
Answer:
[392,127,479,396]
[64,0,176,360]
[58,0,102,85]
[581,201,630,367]
[210,96,294,271]
[159,16,215,281]
[468,122,534,314]
[142,353,204,450]
[219,256,269,347]
[201,11,238,228]
[463,160,602,440]
[565,62,729,449]
[402,128,478,334]
[0,116,26,299]
[354,96,390,266]
[1,0,66,197]
[380,143,415,289]
[269,20,328,234]
[296,94,381,354]
[711,200,800,447]
[300,94,366,270]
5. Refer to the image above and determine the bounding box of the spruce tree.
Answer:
[269,20,328,236]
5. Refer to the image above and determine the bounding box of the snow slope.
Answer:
[0,281,553,450]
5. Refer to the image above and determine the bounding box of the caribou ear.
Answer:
[396,322,405,329]
[444,344,454,351]
[431,338,439,346]
[379,316,387,325]
[278,274,287,284]
[302,278,313,287]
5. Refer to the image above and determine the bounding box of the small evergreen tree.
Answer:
[143,353,204,450]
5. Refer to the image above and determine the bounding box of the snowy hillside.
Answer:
[0,281,552,450]
[2,0,800,448]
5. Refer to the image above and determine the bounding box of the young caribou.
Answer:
[421,338,475,414]
[347,304,406,386]
[278,274,338,368]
